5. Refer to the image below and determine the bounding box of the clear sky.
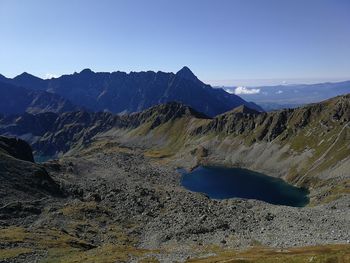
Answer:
[1,0,349,86]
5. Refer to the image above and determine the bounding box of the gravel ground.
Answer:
[1,149,349,262]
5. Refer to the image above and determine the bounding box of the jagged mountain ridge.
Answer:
[0,67,263,116]
[192,93,349,142]
[0,93,348,161]
[1,94,349,154]
[0,102,207,155]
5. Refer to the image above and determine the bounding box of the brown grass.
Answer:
[187,244,350,263]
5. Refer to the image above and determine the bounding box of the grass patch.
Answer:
[187,244,350,263]
[40,244,150,263]
[0,248,33,260]
[144,117,191,159]
[0,226,30,243]
[80,140,133,156]
[0,225,155,262]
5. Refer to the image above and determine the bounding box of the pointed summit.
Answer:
[11,72,45,90]
[177,66,192,74]
[14,72,40,80]
[176,66,198,81]
[13,72,44,83]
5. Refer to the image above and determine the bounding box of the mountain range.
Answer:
[0,67,262,116]
[1,93,349,204]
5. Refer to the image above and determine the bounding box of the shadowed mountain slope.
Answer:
[0,81,79,115]
[0,136,62,207]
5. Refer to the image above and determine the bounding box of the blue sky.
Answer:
[0,0,349,86]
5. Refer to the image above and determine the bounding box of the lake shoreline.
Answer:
[180,165,309,207]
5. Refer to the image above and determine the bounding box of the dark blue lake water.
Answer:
[181,166,309,207]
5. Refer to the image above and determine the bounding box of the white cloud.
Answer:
[276,90,283,94]
[44,73,58,79]
[234,86,260,95]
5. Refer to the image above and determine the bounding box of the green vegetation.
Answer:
[144,117,192,159]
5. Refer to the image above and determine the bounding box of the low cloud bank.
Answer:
[234,86,260,95]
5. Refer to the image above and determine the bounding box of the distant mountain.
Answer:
[1,67,263,116]
[220,81,350,111]
[11,72,47,90]
[0,81,80,115]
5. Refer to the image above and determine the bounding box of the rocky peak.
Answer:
[11,72,46,90]
[14,72,43,82]
[175,66,199,82]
